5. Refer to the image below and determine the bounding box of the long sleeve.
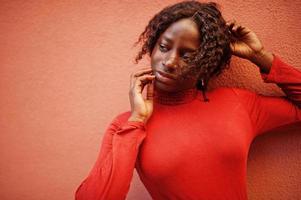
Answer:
[232,55,301,137]
[75,112,146,200]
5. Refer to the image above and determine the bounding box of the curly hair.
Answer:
[134,1,233,93]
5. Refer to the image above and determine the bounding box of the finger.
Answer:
[226,20,236,29]
[134,68,153,77]
[131,67,152,76]
[227,21,246,32]
[227,21,240,38]
[130,69,153,88]
[232,24,246,33]
[133,74,155,94]
[231,24,239,32]
[229,22,250,38]
[227,20,238,30]
[139,76,155,94]
[230,24,242,38]
[236,25,251,37]
[135,66,152,72]
[146,80,154,100]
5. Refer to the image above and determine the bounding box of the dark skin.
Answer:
[151,18,201,92]
[128,18,274,123]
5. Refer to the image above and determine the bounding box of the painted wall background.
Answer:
[0,0,300,199]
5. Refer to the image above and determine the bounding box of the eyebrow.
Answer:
[161,35,173,43]
[161,35,198,52]
[181,47,197,52]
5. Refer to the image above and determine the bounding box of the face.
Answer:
[151,18,201,92]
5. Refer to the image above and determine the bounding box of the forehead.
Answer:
[159,18,200,47]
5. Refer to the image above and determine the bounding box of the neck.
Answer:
[154,87,199,105]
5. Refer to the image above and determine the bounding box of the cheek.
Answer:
[150,55,155,68]
[180,66,200,82]
[151,49,162,68]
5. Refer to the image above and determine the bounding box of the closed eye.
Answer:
[181,52,195,60]
[159,44,168,52]
[182,53,192,59]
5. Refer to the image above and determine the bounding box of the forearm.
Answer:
[249,49,274,74]
[75,120,146,200]
[258,54,301,108]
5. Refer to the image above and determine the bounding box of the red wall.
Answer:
[0,1,300,199]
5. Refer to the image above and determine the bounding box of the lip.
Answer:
[157,71,176,80]
[155,71,176,84]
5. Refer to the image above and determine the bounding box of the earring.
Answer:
[201,79,205,88]
[200,78,209,102]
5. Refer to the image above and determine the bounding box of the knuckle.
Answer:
[136,76,143,80]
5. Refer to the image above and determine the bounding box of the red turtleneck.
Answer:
[75,55,301,200]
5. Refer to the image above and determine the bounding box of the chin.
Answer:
[154,81,181,93]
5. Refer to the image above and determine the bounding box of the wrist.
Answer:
[249,49,274,73]
[128,115,147,123]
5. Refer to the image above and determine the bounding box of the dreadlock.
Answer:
[134,1,233,100]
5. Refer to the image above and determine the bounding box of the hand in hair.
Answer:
[227,20,263,59]
[227,20,274,73]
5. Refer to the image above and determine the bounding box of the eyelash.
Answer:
[159,44,168,52]
[159,44,193,60]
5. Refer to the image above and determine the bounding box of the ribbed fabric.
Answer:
[154,87,199,105]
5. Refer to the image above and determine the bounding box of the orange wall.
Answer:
[0,1,300,199]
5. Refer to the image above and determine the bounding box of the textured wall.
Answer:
[0,0,300,200]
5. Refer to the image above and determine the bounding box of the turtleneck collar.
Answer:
[154,87,199,105]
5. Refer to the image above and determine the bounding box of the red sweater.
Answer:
[75,55,301,200]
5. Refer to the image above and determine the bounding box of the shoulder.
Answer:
[212,86,256,95]
[208,87,257,103]
[229,87,258,101]
[209,86,255,97]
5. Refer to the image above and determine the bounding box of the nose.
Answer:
[163,50,179,72]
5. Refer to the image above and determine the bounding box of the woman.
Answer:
[75,1,301,199]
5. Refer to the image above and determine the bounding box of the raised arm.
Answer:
[260,55,301,107]
[75,112,146,200]
[227,21,301,136]
[232,55,301,136]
